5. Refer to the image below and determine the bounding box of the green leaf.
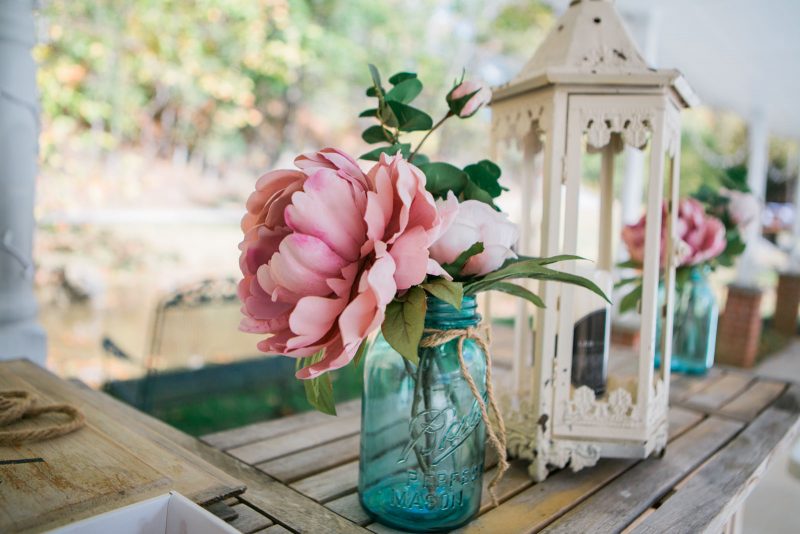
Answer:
[462,180,498,209]
[443,242,484,278]
[385,78,422,104]
[381,286,427,365]
[366,86,383,97]
[353,339,369,367]
[368,63,382,90]
[359,108,378,117]
[465,258,610,303]
[487,282,545,308]
[362,125,391,144]
[464,159,507,198]
[296,350,337,416]
[418,162,468,197]
[388,72,417,85]
[387,101,433,132]
[359,143,411,161]
[422,279,464,310]
[410,153,430,165]
[619,284,643,314]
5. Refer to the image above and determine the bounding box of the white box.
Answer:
[49,491,240,534]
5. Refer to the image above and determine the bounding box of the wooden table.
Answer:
[6,361,796,533]
[197,367,800,534]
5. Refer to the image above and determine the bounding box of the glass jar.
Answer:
[358,295,487,532]
[656,266,719,374]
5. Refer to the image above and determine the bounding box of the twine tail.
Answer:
[455,328,509,508]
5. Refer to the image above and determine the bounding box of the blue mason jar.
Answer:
[358,295,487,532]
[655,266,719,374]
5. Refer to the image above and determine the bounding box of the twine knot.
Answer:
[419,324,509,507]
[0,390,85,445]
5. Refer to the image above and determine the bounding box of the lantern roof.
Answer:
[492,0,697,107]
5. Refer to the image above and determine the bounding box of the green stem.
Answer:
[409,112,452,163]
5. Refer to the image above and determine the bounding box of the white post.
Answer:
[620,7,661,229]
[736,110,769,285]
[0,0,47,364]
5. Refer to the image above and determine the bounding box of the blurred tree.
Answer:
[35,0,557,175]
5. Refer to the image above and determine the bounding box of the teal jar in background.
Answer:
[656,266,719,374]
[358,295,487,532]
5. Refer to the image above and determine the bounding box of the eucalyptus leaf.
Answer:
[443,242,484,278]
[381,286,427,365]
[385,78,422,104]
[359,108,378,117]
[360,143,411,161]
[387,101,433,132]
[422,278,464,310]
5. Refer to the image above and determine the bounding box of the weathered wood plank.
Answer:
[667,405,705,439]
[227,414,361,465]
[259,525,294,533]
[207,500,240,522]
[228,503,274,533]
[290,461,359,503]
[326,492,372,526]
[541,417,743,533]
[718,379,786,422]
[67,378,371,534]
[679,372,753,412]
[477,459,535,514]
[453,459,635,533]
[202,400,361,451]
[0,360,244,532]
[669,368,723,403]
[257,434,360,483]
[632,384,800,534]
[451,396,709,534]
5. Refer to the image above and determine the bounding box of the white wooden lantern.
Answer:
[490,0,697,481]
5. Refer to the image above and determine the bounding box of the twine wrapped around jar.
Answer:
[419,324,508,507]
[0,390,85,445]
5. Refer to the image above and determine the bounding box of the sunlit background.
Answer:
[32,0,799,435]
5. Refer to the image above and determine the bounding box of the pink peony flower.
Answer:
[447,80,490,118]
[621,198,726,267]
[429,199,518,277]
[239,149,455,379]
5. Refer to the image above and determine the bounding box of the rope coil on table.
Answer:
[0,390,85,445]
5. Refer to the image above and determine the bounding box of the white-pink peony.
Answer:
[429,199,519,277]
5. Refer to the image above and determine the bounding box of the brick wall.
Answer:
[774,272,800,337]
[716,285,763,368]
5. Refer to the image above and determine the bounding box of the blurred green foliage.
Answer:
[36,0,555,171]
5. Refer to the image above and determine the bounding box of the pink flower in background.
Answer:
[678,198,727,265]
[720,188,759,229]
[430,200,518,276]
[239,149,454,379]
[447,80,490,118]
[621,198,726,267]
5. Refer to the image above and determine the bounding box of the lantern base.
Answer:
[505,397,668,482]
